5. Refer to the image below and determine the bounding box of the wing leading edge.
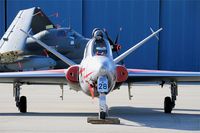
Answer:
[0,69,67,85]
[127,69,200,83]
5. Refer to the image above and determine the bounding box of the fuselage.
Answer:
[79,34,117,97]
[79,55,116,96]
[65,29,128,97]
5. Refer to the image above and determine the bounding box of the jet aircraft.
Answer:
[0,7,89,71]
[1,27,200,120]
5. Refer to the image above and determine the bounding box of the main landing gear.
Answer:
[13,83,27,113]
[164,82,178,113]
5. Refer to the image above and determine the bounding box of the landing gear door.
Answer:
[97,76,108,93]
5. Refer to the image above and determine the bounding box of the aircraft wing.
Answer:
[127,69,200,83]
[0,69,67,85]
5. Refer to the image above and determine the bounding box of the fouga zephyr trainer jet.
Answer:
[0,27,200,120]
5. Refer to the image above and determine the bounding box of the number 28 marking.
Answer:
[98,82,107,90]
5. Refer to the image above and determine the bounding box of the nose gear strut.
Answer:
[97,76,109,119]
[87,76,120,124]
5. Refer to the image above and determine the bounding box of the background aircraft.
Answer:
[0,7,89,71]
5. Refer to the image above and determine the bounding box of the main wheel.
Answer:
[164,96,172,113]
[100,111,106,119]
[19,96,27,113]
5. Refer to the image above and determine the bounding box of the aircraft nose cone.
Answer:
[97,60,109,75]
[99,66,107,75]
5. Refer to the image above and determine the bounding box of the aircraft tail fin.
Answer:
[0,7,56,54]
[114,28,162,64]
[0,8,35,53]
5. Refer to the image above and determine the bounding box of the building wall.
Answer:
[0,0,200,71]
[6,0,82,33]
[82,0,159,69]
[159,1,200,71]
[0,0,5,37]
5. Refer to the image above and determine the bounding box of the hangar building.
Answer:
[0,0,200,71]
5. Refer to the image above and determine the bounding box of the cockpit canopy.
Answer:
[83,28,113,59]
[93,38,107,56]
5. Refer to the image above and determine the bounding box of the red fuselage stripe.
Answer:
[79,68,85,74]
[84,72,93,79]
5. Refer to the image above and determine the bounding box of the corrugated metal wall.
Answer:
[82,0,159,69]
[159,1,200,71]
[6,0,82,32]
[1,0,200,71]
[0,0,5,38]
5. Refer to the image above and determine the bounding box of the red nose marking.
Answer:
[79,68,85,74]
[84,72,93,79]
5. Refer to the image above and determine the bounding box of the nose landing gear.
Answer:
[87,76,120,124]
[99,93,108,119]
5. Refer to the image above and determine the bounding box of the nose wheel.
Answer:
[100,111,106,119]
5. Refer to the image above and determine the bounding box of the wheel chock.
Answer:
[87,117,120,124]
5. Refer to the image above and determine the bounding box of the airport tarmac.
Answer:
[0,84,199,133]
